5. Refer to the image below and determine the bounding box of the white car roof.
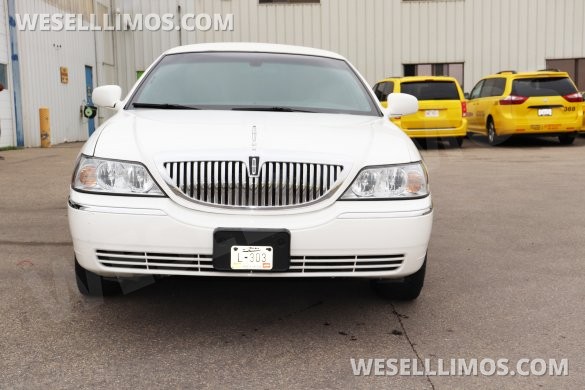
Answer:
[164,42,346,60]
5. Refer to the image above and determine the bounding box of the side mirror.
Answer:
[386,93,418,118]
[92,85,122,109]
[464,92,470,100]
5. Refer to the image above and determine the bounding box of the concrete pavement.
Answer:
[1,137,584,389]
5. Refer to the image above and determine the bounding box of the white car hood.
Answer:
[93,110,419,168]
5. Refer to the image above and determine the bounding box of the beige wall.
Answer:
[7,0,585,146]
[112,0,585,96]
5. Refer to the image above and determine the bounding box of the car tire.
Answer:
[75,257,122,296]
[487,120,500,146]
[413,138,426,149]
[449,137,464,148]
[558,133,576,145]
[371,258,426,301]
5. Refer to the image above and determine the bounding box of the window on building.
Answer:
[403,63,464,89]
[259,0,319,3]
[546,58,585,91]
[137,70,145,80]
[0,64,7,89]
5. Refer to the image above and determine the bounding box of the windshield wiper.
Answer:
[231,106,317,113]
[132,102,201,110]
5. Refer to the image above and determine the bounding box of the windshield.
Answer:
[511,77,577,97]
[128,52,380,116]
[401,81,461,101]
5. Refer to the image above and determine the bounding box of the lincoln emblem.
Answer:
[249,156,260,177]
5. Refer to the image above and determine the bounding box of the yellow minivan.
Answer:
[373,76,468,147]
[466,70,584,145]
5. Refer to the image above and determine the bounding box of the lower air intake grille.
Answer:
[289,254,404,273]
[96,250,213,272]
[97,251,404,274]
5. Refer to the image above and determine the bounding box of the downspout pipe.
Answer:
[7,0,24,147]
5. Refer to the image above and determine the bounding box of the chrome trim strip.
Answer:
[68,199,167,216]
[337,207,433,219]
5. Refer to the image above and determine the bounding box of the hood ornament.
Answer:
[249,125,260,177]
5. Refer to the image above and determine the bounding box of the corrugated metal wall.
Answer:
[6,0,585,146]
[0,0,14,147]
[112,0,585,96]
[16,0,96,146]
[15,0,116,147]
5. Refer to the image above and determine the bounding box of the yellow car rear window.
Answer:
[401,81,460,101]
[511,77,576,97]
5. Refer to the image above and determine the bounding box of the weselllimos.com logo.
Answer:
[350,358,569,377]
[14,13,234,32]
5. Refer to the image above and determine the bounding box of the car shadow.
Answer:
[413,138,461,150]
[76,277,408,340]
[465,133,584,148]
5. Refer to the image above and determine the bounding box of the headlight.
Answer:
[341,162,429,199]
[72,155,164,196]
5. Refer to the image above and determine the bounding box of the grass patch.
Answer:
[0,146,21,152]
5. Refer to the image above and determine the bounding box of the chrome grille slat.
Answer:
[97,250,403,274]
[163,161,344,208]
[97,250,213,272]
[289,255,405,273]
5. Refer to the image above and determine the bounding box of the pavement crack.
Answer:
[391,303,435,390]
[274,300,324,323]
[0,240,72,247]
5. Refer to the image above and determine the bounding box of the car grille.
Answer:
[289,255,404,273]
[97,250,214,272]
[162,161,344,208]
[97,250,404,274]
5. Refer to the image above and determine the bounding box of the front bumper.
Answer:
[68,191,433,279]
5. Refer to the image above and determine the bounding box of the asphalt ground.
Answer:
[1,134,584,389]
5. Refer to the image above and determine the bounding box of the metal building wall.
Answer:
[0,0,14,147]
[463,0,585,90]
[112,0,585,97]
[16,0,96,146]
[14,0,117,147]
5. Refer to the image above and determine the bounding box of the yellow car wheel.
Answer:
[487,120,500,146]
[559,133,576,145]
[449,137,464,148]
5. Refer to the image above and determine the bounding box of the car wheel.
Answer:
[487,120,499,146]
[449,137,464,148]
[75,257,122,296]
[558,133,576,145]
[412,138,426,149]
[371,258,426,301]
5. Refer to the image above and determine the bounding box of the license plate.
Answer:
[538,108,552,116]
[425,110,439,118]
[213,228,290,271]
[231,246,273,270]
